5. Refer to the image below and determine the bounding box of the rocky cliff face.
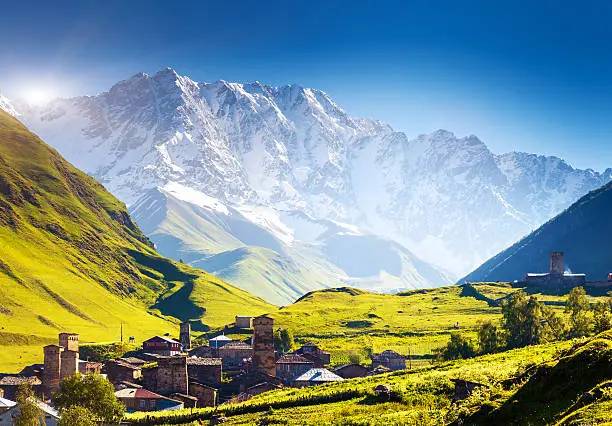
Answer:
[6,68,610,298]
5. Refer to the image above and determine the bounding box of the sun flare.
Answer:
[21,87,57,105]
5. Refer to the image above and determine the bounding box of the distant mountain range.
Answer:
[462,181,612,284]
[3,68,610,303]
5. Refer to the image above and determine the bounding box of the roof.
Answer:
[236,315,252,319]
[219,341,252,350]
[334,363,369,371]
[293,368,344,383]
[0,376,42,386]
[209,335,232,342]
[276,354,313,364]
[187,356,222,366]
[105,360,141,370]
[144,336,181,344]
[115,388,168,399]
[372,350,405,361]
[119,357,147,365]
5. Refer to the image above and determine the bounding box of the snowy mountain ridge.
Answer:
[9,68,612,291]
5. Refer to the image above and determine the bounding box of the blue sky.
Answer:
[2,0,612,170]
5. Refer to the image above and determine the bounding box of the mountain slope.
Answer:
[14,68,610,284]
[462,181,612,283]
[0,110,273,370]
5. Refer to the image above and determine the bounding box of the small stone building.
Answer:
[275,354,314,383]
[189,345,216,358]
[371,350,406,371]
[188,381,217,407]
[115,388,183,412]
[218,341,253,367]
[102,360,142,386]
[0,376,42,401]
[333,363,370,379]
[187,357,222,387]
[235,316,253,329]
[295,344,331,367]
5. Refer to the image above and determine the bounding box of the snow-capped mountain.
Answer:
[0,92,18,117]
[11,68,611,300]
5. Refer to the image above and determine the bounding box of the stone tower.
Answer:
[180,322,191,350]
[43,345,62,396]
[550,252,565,276]
[59,333,79,352]
[252,315,275,376]
[156,356,188,395]
[60,349,78,381]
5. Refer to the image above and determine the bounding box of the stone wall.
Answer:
[59,350,78,381]
[42,345,62,396]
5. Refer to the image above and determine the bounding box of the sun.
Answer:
[21,87,57,105]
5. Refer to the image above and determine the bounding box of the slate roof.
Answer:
[371,350,406,361]
[219,341,252,350]
[144,336,181,344]
[276,354,313,364]
[187,357,222,366]
[115,388,167,399]
[293,368,344,383]
[0,376,42,386]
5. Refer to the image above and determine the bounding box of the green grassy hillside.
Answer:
[126,331,612,425]
[0,110,273,372]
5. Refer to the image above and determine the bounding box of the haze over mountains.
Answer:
[3,68,610,303]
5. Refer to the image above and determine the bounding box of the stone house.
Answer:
[235,316,253,329]
[187,357,222,387]
[102,360,142,386]
[333,363,370,379]
[218,341,253,367]
[189,345,216,358]
[0,398,59,426]
[275,354,314,382]
[188,381,217,407]
[246,382,281,396]
[142,336,182,356]
[115,388,183,412]
[371,350,406,371]
[295,343,331,367]
[78,360,102,375]
[0,376,42,401]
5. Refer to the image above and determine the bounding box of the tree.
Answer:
[58,406,96,426]
[478,321,503,354]
[14,382,44,426]
[52,373,124,424]
[593,298,612,334]
[438,332,476,360]
[501,291,561,348]
[274,328,294,353]
[565,286,592,338]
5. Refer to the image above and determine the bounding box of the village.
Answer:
[0,314,408,422]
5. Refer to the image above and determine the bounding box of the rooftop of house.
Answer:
[209,335,232,342]
[105,360,142,370]
[115,388,172,400]
[187,357,222,366]
[276,354,313,364]
[371,350,405,361]
[334,363,369,371]
[0,376,42,386]
[119,357,147,365]
[143,336,182,345]
[293,368,344,383]
[219,341,252,350]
